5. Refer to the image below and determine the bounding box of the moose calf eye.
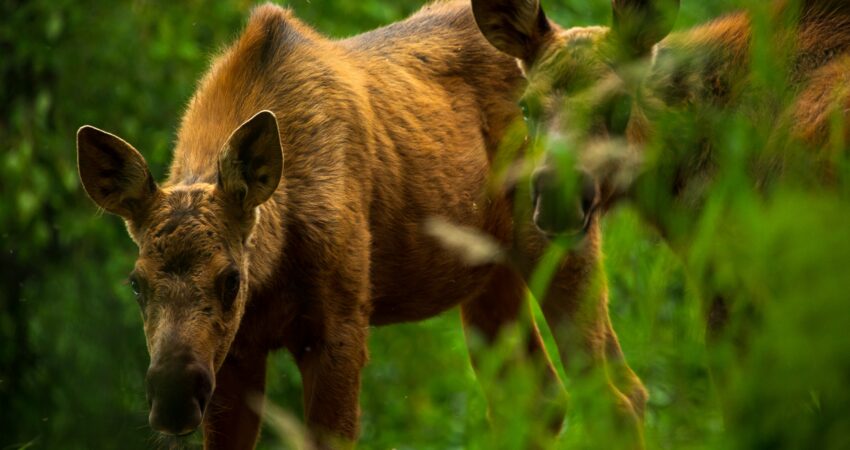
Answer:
[218,269,241,310]
[128,274,147,313]
[129,277,140,296]
[520,101,530,121]
[519,96,544,138]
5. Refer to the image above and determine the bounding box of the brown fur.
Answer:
[76,1,645,449]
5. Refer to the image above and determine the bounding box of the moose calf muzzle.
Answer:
[145,351,213,436]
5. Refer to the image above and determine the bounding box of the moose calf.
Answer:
[77,1,646,449]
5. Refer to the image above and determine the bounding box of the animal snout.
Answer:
[145,354,213,436]
[531,166,599,237]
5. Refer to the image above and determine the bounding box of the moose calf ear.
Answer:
[217,110,283,211]
[77,126,158,219]
[611,0,680,59]
[472,0,552,62]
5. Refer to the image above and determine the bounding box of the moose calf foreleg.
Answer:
[203,350,269,450]
[527,222,645,450]
[604,317,648,419]
[461,265,567,441]
[295,317,369,449]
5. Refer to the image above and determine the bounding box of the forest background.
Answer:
[2,0,848,448]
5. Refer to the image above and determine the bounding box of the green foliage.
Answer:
[2,1,848,449]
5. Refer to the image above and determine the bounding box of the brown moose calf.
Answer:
[76,1,645,449]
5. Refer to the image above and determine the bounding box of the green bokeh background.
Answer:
[2,1,848,449]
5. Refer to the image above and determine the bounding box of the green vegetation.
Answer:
[2,1,847,449]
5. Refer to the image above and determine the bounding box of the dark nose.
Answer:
[531,166,598,236]
[145,353,213,436]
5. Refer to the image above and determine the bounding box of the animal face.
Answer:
[473,0,679,236]
[522,25,620,236]
[77,111,283,435]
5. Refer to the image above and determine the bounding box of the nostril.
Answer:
[531,173,541,202]
[531,167,554,202]
[192,366,213,415]
[196,396,206,417]
[579,172,598,217]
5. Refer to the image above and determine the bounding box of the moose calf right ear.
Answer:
[611,0,680,59]
[472,0,552,63]
[77,126,158,219]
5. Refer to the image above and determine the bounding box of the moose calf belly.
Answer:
[366,158,506,324]
[369,252,495,325]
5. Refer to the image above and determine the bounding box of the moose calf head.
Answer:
[473,0,679,236]
[77,111,283,435]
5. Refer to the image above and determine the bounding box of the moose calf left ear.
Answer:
[77,126,158,219]
[217,110,283,211]
[472,0,552,63]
